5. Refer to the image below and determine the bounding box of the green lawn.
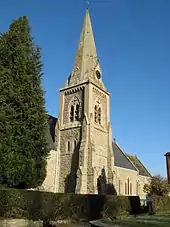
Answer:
[112,214,170,227]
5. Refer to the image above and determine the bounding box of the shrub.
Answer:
[153,195,170,213]
[1,189,169,222]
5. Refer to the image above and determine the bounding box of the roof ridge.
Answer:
[134,155,152,177]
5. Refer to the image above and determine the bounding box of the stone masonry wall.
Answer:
[113,167,138,196]
[42,149,57,192]
[138,175,151,199]
[63,89,84,124]
[58,127,82,193]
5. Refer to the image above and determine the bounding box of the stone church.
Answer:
[43,9,151,199]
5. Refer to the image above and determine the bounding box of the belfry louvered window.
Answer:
[67,141,70,153]
[98,107,101,124]
[70,105,74,122]
[75,104,79,120]
[94,105,98,123]
[69,96,80,122]
[94,105,101,124]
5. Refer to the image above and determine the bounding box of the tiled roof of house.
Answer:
[125,153,151,177]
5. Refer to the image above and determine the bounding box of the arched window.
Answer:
[98,107,101,124]
[125,182,127,195]
[94,105,98,123]
[130,182,132,195]
[69,97,80,122]
[118,180,121,195]
[67,141,70,153]
[136,182,138,195]
[75,104,79,120]
[70,105,74,122]
[127,178,130,195]
[74,140,77,151]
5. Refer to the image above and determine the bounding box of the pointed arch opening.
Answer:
[118,179,121,195]
[136,181,139,195]
[70,105,74,122]
[74,140,77,151]
[125,182,127,195]
[98,107,101,124]
[75,104,79,120]
[67,141,71,153]
[69,96,80,122]
[94,105,98,123]
[130,182,132,195]
[94,103,102,125]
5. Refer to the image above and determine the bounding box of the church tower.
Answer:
[56,9,114,194]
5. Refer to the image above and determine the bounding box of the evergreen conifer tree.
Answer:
[0,16,49,188]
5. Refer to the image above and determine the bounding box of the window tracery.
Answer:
[69,96,80,122]
[94,99,102,125]
[75,104,79,120]
[124,177,132,195]
[70,105,74,122]
[94,105,98,123]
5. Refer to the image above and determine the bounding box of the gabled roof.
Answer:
[112,142,137,171]
[46,115,57,150]
[126,153,151,177]
[113,140,151,177]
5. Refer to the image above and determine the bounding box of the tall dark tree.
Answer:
[0,16,49,188]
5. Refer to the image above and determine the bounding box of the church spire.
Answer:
[67,8,105,89]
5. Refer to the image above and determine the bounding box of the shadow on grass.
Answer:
[115,214,170,227]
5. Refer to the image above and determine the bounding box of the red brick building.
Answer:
[165,152,170,184]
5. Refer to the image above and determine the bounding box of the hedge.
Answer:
[0,189,169,222]
[0,189,131,221]
[153,195,170,213]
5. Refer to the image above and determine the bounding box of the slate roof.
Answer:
[46,115,57,150]
[112,142,137,171]
[113,141,151,177]
[126,153,151,177]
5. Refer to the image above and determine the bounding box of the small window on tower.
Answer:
[94,105,98,123]
[67,141,70,153]
[75,104,79,120]
[74,140,77,151]
[70,105,74,122]
[98,107,101,124]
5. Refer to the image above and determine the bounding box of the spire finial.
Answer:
[86,0,89,9]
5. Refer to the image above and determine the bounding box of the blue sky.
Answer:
[0,0,170,177]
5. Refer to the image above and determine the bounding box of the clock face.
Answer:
[96,70,101,79]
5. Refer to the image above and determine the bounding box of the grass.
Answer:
[112,213,170,227]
